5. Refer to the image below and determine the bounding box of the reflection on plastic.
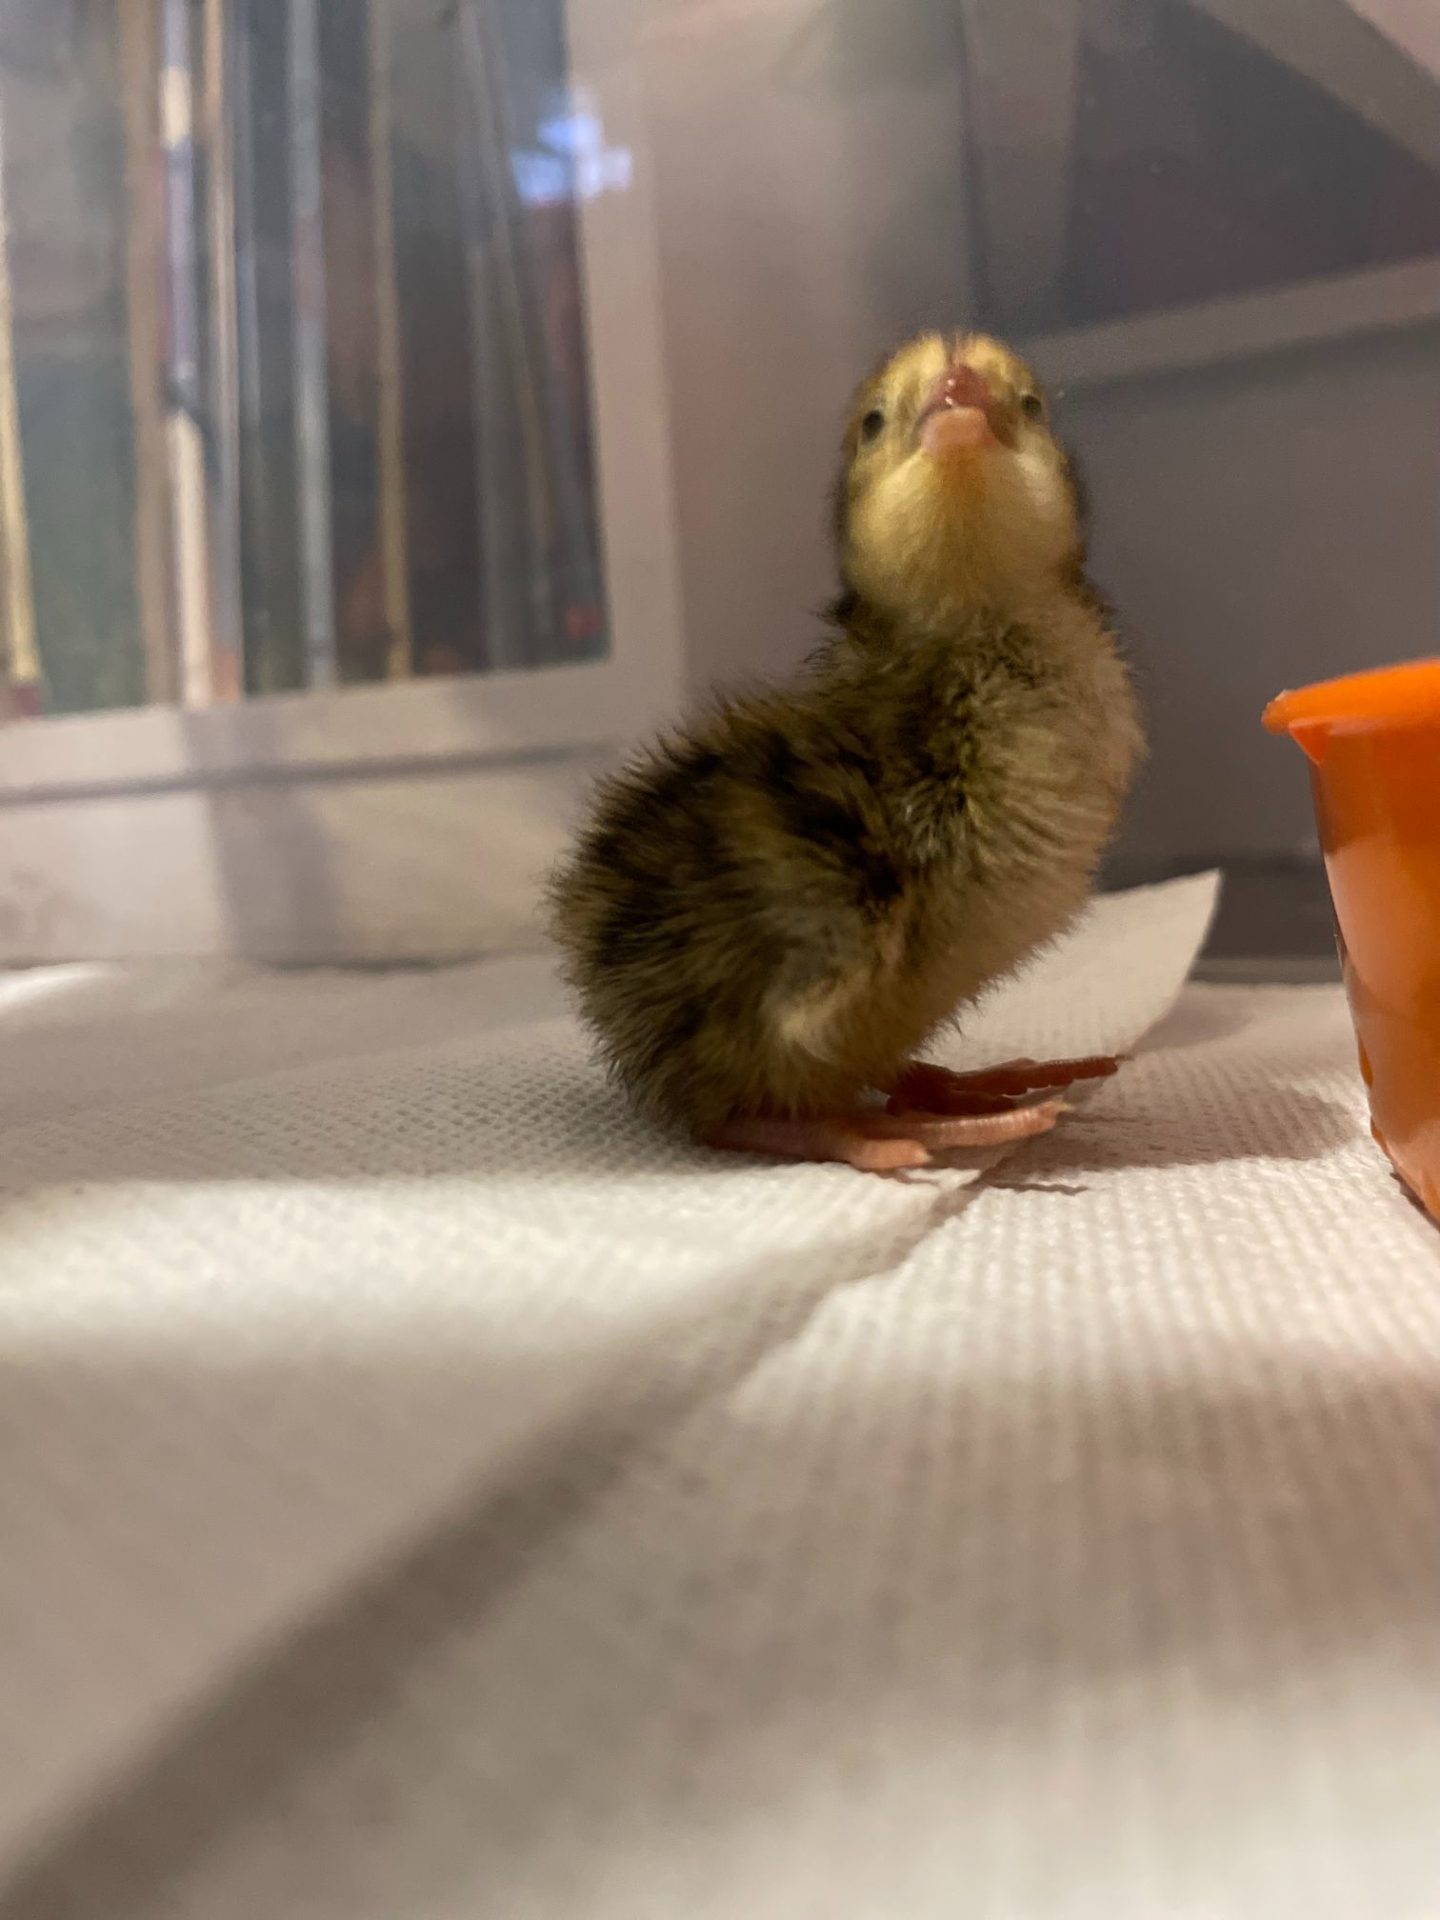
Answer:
[0,0,611,720]
[516,87,634,206]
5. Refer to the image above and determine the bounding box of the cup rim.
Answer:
[1265,658,1440,742]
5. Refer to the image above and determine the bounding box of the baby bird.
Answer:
[548,331,1143,1170]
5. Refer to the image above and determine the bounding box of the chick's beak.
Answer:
[917,362,1013,457]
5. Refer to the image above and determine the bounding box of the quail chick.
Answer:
[548,331,1143,1170]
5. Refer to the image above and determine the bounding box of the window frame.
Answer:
[0,0,686,962]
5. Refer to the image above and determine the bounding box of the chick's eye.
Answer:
[1019,391,1045,423]
[860,408,885,443]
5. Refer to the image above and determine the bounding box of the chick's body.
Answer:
[550,331,1142,1160]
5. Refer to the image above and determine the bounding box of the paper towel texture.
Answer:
[4,873,1438,1919]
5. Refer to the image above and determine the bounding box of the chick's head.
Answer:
[835,331,1081,622]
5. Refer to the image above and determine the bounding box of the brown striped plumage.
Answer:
[548,332,1143,1154]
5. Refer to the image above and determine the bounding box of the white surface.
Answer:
[4,871,1439,1918]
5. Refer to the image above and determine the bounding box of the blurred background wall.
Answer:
[1,0,1438,962]
[639,0,1440,889]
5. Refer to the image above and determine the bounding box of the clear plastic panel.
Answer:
[0,0,610,720]
[0,0,1437,913]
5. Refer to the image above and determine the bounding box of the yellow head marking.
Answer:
[838,331,1076,623]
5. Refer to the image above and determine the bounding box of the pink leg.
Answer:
[887,1055,1122,1117]
[706,1098,1065,1172]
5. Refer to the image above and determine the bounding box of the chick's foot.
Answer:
[705,1098,1065,1173]
[886,1055,1121,1117]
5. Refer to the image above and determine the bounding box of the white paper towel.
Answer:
[4,871,1436,1919]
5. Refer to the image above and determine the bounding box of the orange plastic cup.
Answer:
[1265,659,1440,1219]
